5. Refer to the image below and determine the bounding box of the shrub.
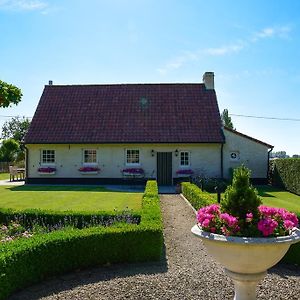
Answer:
[221,166,262,220]
[181,182,215,210]
[0,181,163,300]
[0,208,140,229]
[270,158,300,195]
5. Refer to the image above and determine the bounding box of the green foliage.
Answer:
[0,208,141,229]
[0,80,22,108]
[0,138,20,162]
[1,116,31,143]
[0,180,163,300]
[270,158,300,195]
[221,166,262,219]
[221,108,234,129]
[181,182,215,210]
[143,180,159,197]
[202,178,228,193]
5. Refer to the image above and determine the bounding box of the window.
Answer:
[230,151,240,161]
[126,149,140,165]
[180,151,190,166]
[84,149,97,164]
[42,150,55,164]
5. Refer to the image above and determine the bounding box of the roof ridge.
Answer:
[45,83,206,87]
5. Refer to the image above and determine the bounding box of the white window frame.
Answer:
[126,149,140,166]
[41,149,56,165]
[83,149,98,165]
[180,151,190,167]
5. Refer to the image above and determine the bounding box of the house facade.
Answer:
[24,72,273,185]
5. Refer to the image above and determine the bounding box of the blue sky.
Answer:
[1,0,300,155]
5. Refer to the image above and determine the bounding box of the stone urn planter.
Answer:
[191,225,300,300]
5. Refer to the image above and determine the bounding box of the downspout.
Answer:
[24,145,29,184]
[221,143,224,179]
[267,146,274,182]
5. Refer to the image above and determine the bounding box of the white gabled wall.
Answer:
[26,143,222,179]
[223,129,271,179]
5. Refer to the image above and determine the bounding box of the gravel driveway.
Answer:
[9,195,300,300]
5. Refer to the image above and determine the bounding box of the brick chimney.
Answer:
[203,72,214,90]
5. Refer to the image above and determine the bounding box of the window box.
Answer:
[38,167,56,175]
[122,168,144,178]
[79,166,100,175]
[176,169,194,177]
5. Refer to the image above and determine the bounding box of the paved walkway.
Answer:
[8,195,300,300]
[0,179,25,186]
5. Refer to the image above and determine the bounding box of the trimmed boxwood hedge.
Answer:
[0,181,163,300]
[270,158,300,195]
[0,208,141,228]
[181,182,215,210]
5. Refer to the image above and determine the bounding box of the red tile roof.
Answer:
[25,83,225,144]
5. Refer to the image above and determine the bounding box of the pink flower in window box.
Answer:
[38,167,56,174]
[176,169,194,175]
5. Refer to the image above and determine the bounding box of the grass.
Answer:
[0,173,9,180]
[0,185,142,212]
[256,185,300,214]
[210,185,300,214]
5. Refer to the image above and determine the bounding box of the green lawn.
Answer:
[0,185,142,212]
[0,173,9,180]
[211,185,300,214]
[256,185,300,214]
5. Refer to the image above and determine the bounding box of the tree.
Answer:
[1,116,31,143]
[221,109,234,129]
[0,80,22,108]
[0,139,20,162]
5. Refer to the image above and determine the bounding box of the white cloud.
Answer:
[204,42,244,56]
[251,25,291,42]
[0,0,47,11]
[157,24,292,74]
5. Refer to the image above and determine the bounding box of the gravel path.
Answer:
[9,195,300,300]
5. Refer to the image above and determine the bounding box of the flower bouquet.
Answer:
[191,166,300,300]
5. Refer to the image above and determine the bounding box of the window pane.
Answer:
[42,150,55,163]
[180,151,189,166]
[84,150,97,163]
[127,149,139,164]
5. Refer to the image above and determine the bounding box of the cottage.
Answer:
[24,72,273,185]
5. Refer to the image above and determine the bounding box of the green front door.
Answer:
[157,152,172,185]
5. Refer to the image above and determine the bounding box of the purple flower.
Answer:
[122,168,144,174]
[79,166,100,172]
[38,167,56,173]
[176,169,194,175]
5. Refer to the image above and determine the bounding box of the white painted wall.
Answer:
[26,143,222,179]
[223,129,271,179]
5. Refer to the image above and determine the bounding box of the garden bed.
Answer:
[0,181,163,300]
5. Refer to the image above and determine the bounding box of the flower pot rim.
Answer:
[192,224,300,245]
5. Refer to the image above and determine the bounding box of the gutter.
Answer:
[24,145,29,184]
[267,146,274,181]
[220,143,224,179]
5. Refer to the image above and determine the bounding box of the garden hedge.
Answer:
[181,182,215,210]
[270,158,300,195]
[0,207,141,228]
[0,180,163,300]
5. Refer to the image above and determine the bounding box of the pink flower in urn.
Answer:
[258,218,278,237]
[246,212,253,222]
